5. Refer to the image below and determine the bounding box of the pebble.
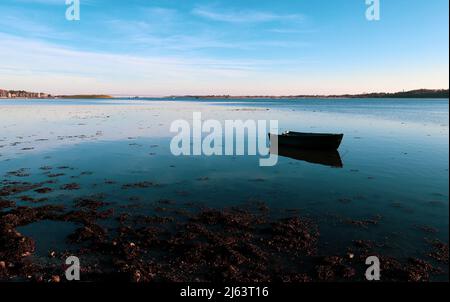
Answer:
[51,275,61,283]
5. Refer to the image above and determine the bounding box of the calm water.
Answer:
[0,98,448,277]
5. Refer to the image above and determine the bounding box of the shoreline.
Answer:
[1,97,449,101]
[1,89,448,101]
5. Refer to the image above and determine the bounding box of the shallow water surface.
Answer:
[0,98,448,280]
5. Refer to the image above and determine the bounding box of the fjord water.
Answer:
[0,98,448,276]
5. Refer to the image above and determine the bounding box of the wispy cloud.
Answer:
[192,6,304,23]
[268,28,317,34]
[0,33,311,95]
[0,4,80,41]
[12,0,65,5]
[11,0,96,5]
[105,17,309,51]
[142,7,178,19]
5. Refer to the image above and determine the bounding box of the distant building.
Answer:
[39,92,51,98]
[0,89,52,99]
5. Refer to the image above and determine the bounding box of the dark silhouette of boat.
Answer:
[269,131,343,150]
[270,144,343,168]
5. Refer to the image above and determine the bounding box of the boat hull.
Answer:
[269,132,343,150]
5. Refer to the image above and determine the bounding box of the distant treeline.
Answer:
[57,95,113,99]
[3,88,448,100]
[331,89,449,99]
[171,89,449,100]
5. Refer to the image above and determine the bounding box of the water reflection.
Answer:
[270,144,343,168]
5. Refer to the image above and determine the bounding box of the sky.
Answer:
[0,0,448,96]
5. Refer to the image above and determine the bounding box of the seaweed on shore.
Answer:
[121,181,162,189]
[0,197,447,282]
[426,239,449,263]
[61,183,81,190]
[0,182,42,197]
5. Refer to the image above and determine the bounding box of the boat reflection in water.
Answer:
[270,144,343,168]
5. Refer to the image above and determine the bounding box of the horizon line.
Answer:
[2,88,449,99]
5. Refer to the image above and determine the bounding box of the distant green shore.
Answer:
[168,89,449,100]
[57,95,114,99]
[1,89,448,100]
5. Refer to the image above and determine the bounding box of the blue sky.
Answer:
[0,0,448,96]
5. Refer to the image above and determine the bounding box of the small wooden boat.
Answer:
[269,131,343,150]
